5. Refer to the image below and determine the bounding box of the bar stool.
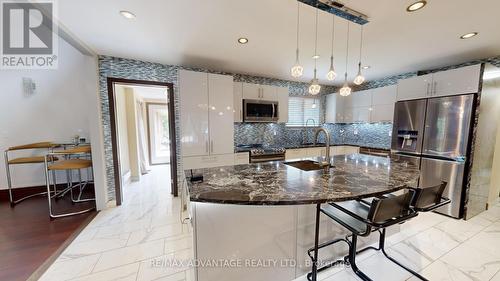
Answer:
[44,147,95,219]
[4,142,58,205]
[307,182,450,281]
[51,145,94,203]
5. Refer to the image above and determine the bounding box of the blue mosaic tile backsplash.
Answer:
[234,123,392,149]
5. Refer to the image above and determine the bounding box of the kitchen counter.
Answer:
[187,153,419,205]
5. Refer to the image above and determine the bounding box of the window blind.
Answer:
[286,97,320,127]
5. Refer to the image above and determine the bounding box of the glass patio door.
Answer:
[147,104,170,165]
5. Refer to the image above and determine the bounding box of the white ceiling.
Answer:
[59,0,500,85]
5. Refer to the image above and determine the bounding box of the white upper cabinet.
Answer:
[179,70,209,157]
[371,85,396,123]
[371,85,397,105]
[233,82,243,122]
[325,94,342,123]
[208,74,234,155]
[179,70,234,158]
[397,73,433,101]
[242,83,261,100]
[371,104,395,123]
[242,82,277,100]
[276,86,289,123]
[261,85,277,101]
[352,107,371,123]
[432,64,481,97]
[397,64,482,101]
[351,89,372,107]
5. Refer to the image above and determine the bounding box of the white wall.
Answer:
[0,37,99,190]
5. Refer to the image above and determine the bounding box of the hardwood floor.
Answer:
[0,187,97,281]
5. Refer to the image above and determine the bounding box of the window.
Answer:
[286,97,321,127]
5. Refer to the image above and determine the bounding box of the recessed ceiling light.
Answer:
[406,1,427,12]
[120,10,136,19]
[237,37,248,44]
[362,65,371,69]
[312,55,320,59]
[460,32,478,39]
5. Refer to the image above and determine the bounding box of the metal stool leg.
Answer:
[348,235,372,281]
[378,229,429,281]
[5,151,14,206]
[6,151,55,206]
[45,163,95,219]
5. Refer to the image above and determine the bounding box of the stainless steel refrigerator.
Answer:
[391,94,475,218]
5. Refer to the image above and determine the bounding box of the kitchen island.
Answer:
[186,154,420,281]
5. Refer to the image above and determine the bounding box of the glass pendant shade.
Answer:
[353,62,365,85]
[309,78,321,95]
[291,64,304,78]
[291,50,304,78]
[339,83,352,96]
[339,73,351,96]
[291,3,303,78]
[353,73,365,85]
[326,56,337,81]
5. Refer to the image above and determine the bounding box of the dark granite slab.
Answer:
[187,154,419,205]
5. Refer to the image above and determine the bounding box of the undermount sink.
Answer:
[284,160,331,171]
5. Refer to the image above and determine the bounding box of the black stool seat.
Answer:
[307,182,450,281]
[321,201,371,234]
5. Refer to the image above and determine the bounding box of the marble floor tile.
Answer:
[60,233,130,259]
[434,216,488,243]
[136,248,194,281]
[127,223,187,246]
[439,242,500,281]
[38,254,101,281]
[491,269,500,281]
[92,239,165,272]
[356,252,412,281]
[409,259,478,281]
[402,227,460,261]
[385,241,433,272]
[71,263,140,281]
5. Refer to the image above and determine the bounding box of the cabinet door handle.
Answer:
[205,141,209,153]
[426,83,430,96]
[433,81,437,95]
[210,140,214,153]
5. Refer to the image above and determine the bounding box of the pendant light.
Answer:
[326,14,337,81]
[353,25,365,85]
[308,5,321,95]
[290,2,303,78]
[339,22,352,97]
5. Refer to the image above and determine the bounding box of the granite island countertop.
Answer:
[187,154,419,205]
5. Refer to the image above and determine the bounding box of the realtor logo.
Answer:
[1,0,58,69]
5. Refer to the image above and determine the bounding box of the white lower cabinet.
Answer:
[285,149,306,160]
[286,146,360,161]
[183,154,235,170]
[234,152,249,165]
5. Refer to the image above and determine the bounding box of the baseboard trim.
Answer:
[0,183,93,202]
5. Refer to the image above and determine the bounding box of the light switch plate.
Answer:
[22,77,36,97]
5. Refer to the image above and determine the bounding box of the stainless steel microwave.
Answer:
[243,99,279,122]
